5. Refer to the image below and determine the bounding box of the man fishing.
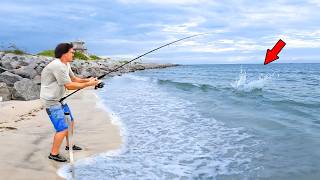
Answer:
[40,33,207,163]
[40,43,101,162]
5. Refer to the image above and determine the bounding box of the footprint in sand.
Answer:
[0,126,18,132]
[13,106,44,123]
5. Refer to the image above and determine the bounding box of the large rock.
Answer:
[12,78,40,100]
[0,59,13,70]
[132,64,145,70]
[17,55,38,65]
[0,71,23,86]
[13,56,30,68]
[70,61,82,75]
[78,67,92,78]
[0,83,11,101]
[10,61,22,69]
[12,64,38,79]
[0,53,178,101]
[0,66,7,73]
[34,62,48,74]
[0,54,18,69]
[0,53,51,69]
[32,75,41,85]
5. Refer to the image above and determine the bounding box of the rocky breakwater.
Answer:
[0,52,178,101]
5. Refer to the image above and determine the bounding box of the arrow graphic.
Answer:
[264,39,286,65]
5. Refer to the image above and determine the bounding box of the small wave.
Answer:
[122,73,215,92]
[124,74,150,82]
[231,69,275,92]
[58,92,128,179]
[266,98,320,109]
[95,91,128,142]
[157,79,214,91]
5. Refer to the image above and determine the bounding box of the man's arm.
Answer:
[65,78,100,90]
[71,76,95,83]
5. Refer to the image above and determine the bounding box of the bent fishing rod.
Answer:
[59,33,210,103]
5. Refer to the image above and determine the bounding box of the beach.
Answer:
[0,89,122,180]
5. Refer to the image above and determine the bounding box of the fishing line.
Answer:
[59,32,212,102]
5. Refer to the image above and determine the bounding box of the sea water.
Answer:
[59,63,320,180]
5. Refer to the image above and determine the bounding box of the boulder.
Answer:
[19,55,37,64]
[0,59,13,70]
[78,67,92,78]
[32,75,41,85]
[133,64,145,70]
[34,59,50,74]
[0,54,19,69]
[0,66,7,73]
[0,71,23,86]
[12,78,40,100]
[0,82,11,101]
[10,61,22,69]
[12,64,38,79]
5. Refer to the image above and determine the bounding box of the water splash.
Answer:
[231,68,275,92]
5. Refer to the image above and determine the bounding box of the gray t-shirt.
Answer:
[40,59,75,107]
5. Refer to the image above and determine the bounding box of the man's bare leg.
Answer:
[51,129,68,155]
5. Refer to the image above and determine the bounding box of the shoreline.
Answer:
[0,89,122,180]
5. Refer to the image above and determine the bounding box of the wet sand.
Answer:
[0,90,122,180]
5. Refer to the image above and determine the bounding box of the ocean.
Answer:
[59,63,320,180]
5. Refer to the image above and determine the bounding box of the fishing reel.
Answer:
[95,82,105,89]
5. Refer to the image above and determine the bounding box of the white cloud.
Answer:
[101,54,137,59]
[223,55,259,63]
[264,30,320,49]
[161,17,206,34]
[1,0,320,63]
[281,37,320,49]
[172,37,267,54]
[0,2,98,20]
[117,0,210,5]
[308,0,320,7]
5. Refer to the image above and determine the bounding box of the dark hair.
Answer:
[54,43,73,58]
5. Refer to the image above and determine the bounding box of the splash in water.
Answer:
[231,68,274,92]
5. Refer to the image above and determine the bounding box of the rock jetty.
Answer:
[0,52,178,101]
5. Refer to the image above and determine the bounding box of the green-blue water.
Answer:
[60,63,320,180]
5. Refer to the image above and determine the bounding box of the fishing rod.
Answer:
[59,33,210,102]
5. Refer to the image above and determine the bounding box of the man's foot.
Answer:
[65,145,82,151]
[48,153,67,162]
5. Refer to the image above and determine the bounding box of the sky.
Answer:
[0,0,320,64]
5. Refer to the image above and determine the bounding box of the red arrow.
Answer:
[264,39,286,65]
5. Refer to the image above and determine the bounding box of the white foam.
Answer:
[58,72,263,179]
[95,90,128,143]
[57,92,128,179]
[231,69,274,92]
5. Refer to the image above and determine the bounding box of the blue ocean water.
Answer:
[60,63,320,180]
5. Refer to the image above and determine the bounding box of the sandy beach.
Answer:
[0,89,122,180]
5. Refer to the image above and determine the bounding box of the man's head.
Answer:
[55,43,75,62]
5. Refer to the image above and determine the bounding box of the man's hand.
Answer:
[88,77,98,81]
[87,78,101,87]
[65,78,100,90]
[95,82,105,89]
[71,76,99,83]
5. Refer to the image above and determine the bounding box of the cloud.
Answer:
[1,0,320,63]
[264,30,320,49]
[117,0,210,5]
[308,0,320,7]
